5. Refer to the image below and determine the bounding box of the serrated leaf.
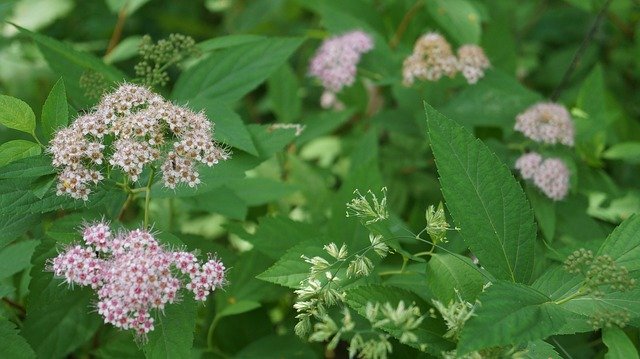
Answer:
[256,243,324,289]
[0,95,36,134]
[268,64,301,123]
[426,0,482,44]
[345,285,453,356]
[0,155,55,179]
[0,317,36,359]
[0,140,41,167]
[425,253,488,302]
[241,216,321,260]
[524,340,562,359]
[597,214,640,275]
[228,178,297,206]
[426,102,536,283]
[603,142,640,163]
[41,78,68,142]
[457,281,567,354]
[22,239,101,358]
[235,334,318,359]
[602,326,639,359]
[143,297,197,359]
[172,37,304,104]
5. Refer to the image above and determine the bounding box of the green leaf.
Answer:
[602,326,639,359]
[256,242,324,289]
[172,37,304,104]
[441,69,542,129]
[597,214,640,275]
[196,34,265,53]
[268,64,301,123]
[228,178,297,206]
[41,78,69,142]
[15,25,126,107]
[0,240,38,279]
[603,142,640,163]
[0,317,36,359]
[526,184,556,242]
[345,285,453,356]
[216,300,261,321]
[22,239,101,358]
[425,253,488,302]
[0,95,36,134]
[0,140,41,167]
[235,334,318,359]
[240,216,321,260]
[457,281,567,354]
[426,0,482,44]
[105,0,150,14]
[524,340,562,359]
[143,297,197,359]
[426,102,536,283]
[0,155,55,179]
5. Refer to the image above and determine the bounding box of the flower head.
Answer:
[514,102,575,146]
[514,152,542,180]
[50,222,226,339]
[457,44,490,84]
[48,83,230,199]
[516,152,569,201]
[402,32,458,86]
[309,30,374,108]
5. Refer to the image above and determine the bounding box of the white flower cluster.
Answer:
[346,187,389,225]
[515,152,570,201]
[514,102,574,146]
[402,33,490,86]
[48,83,230,200]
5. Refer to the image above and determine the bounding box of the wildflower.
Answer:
[515,153,570,201]
[369,234,390,258]
[50,222,226,339]
[514,102,575,146]
[48,83,230,200]
[425,202,454,244]
[432,291,478,340]
[346,187,388,225]
[309,30,374,108]
[402,32,458,86]
[533,158,570,201]
[456,44,490,84]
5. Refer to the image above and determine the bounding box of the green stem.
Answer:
[143,168,156,229]
[554,287,587,305]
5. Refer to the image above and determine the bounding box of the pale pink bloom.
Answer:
[515,152,542,180]
[514,103,575,146]
[533,158,570,201]
[457,44,490,84]
[402,32,458,86]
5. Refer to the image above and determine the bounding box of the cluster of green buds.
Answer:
[346,187,389,225]
[134,33,198,87]
[563,248,635,296]
[587,310,631,329]
[293,235,391,338]
[79,71,109,100]
[431,291,478,340]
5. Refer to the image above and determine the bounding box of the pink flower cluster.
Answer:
[514,102,574,146]
[48,83,230,200]
[50,222,226,337]
[402,33,490,86]
[515,152,570,200]
[309,30,374,109]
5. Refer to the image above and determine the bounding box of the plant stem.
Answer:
[2,297,26,316]
[554,287,587,305]
[143,168,156,229]
[105,5,128,55]
[550,0,612,101]
[389,0,425,49]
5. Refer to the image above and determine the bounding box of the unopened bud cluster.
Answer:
[402,33,489,86]
[309,30,374,109]
[515,152,570,201]
[79,71,109,100]
[564,249,635,297]
[432,291,478,340]
[135,34,198,87]
[294,235,391,339]
[50,222,225,338]
[48,83,230,200]
[346,187,389,225]
[588,310,631,329]
[515,102,574,146]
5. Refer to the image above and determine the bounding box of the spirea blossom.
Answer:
[50,222,226,338]
[514,102,575,146]
[309,30,374,109]
[402,32,458,86]
[457,44,490,84]
[48,83,230,200]
[515,152,570,201]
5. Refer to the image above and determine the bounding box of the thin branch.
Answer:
[550,0,612,101]
[2,297,26,316]
[389,0,425,49]
[105,6,129,56]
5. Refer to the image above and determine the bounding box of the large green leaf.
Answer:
[597,214,640,275]
[0,317,36,359]
[0,240,38,279]
[235,334,318,359]
[602,326,639,359]
[345,285,453,356]
[172,37,304,104]
[425,0,482,45]
[425,253,488,302]
[40,78,69,143]
[21,239,101,358]
[0,155,55,179]
[426,103,536,283]
[457,281,567,354]
[256,242,325,289]
[268,64,301,123]
[143,297,197,359]
[15,25,126,107]
[0,140,41,167]
[0,95,36,134]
